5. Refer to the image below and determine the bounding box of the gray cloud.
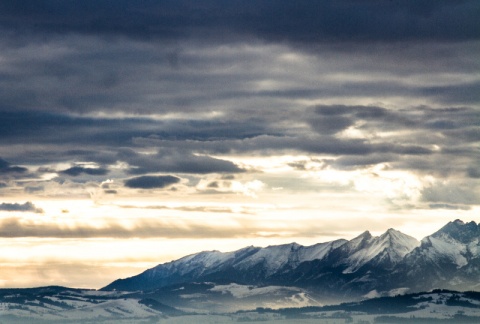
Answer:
[0,1,478,43]
[421,183,479,205]
[428,203,471,211]
[467,167,480,179]
[121,148,244,175]
[0,158,27,174]
[60,166,109,177]
[124,175,181,189]
[0,1,476,215]
[24,186,45,194]
[0,0,478,290]
[0,103,476,183]
[0,202,44,213]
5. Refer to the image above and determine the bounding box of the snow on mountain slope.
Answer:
[404,219,480,269]
[336,229,419,273]
[103,228,418,292]
[103,239,348,291]
[234,239,347,276]
[153,245,261,276]
[103,246,262,291]
[420,235,468,268]
[0,288,165,322]
[389,219,480,292]
[58,298,161,320]
[103,220,479,296]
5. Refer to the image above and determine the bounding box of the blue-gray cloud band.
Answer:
[124,175,180,189]
[0,1,478,42]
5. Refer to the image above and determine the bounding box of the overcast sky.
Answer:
[0,0,479,288]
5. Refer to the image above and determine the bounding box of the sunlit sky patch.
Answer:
[0,0,479,288]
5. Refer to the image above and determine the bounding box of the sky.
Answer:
[0,0,479,288]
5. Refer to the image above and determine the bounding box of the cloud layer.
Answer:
[1,1,478,42]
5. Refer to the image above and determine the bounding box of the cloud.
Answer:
[421,182,479,205]
[60,166,109,176]
[24,186,44,194]
[0,202,44,213]
[118,204,243,214]
[196,178,265,198]
[0,103,477,184]
[428,203,470,211]
[121,149,245,174]
[0,1,478,43]
[0,217,341,239]
[467,167,480,179]
[0,0,476,219]
[0,158,27,174]
[124,175,181,189]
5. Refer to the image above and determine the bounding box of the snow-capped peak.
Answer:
[342,228,419,273]
[103,220,478,295]
[431,220,479,244]
[411,220,480,269]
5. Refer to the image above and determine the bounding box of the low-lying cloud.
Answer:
[0,217,342,239]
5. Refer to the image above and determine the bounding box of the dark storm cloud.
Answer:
[0,111,272,147]
[309,105,480,137]
[0,2,476,197]
[0,38,477,118]
[60,166,109,177]
[421,81,480,105]
[124,175,181,189]
[1,102,475,180]
[0,1,478,42]
[0,202,44,213]
[0,158,28,174]
[119,148,245,174]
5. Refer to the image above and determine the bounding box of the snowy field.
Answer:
[1,287,480,323]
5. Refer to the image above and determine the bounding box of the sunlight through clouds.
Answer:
[0,0,478,288]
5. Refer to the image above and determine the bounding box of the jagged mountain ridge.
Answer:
[102,239,349,291]
[391,219,480,292]
[103,220,480,300]
[103,223,420,294]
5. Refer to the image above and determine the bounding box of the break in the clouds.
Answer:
[0,1,478,288]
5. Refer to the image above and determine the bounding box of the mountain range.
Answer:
[1,219,480,322]
[103,219,480,303]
